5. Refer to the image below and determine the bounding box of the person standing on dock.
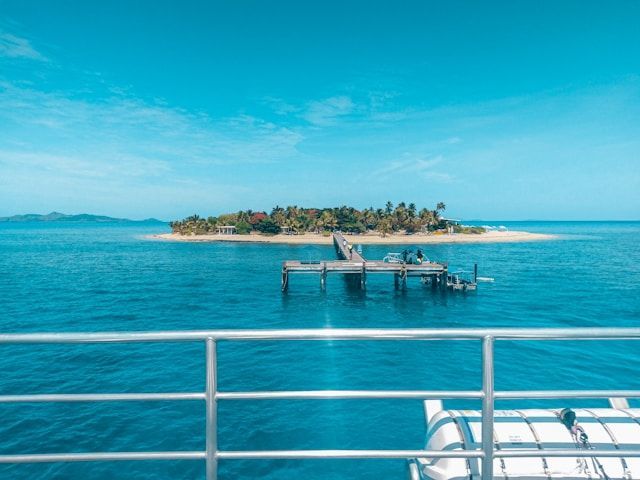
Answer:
[348,244,353,259]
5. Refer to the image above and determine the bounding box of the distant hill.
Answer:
[0,212,165,223]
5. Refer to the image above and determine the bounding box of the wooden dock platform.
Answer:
[281,232,448,291]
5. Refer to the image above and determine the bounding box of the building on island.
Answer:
[217,225,236,235]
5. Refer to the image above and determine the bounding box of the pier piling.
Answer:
[281,267,288,293]
[320,264,327,290]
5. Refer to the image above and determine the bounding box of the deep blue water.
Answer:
[0,221,639,479]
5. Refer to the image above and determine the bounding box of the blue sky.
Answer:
[0,1,638,220]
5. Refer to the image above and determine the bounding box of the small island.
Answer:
[154,202,554,244]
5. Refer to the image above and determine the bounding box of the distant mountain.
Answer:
[0,212,165,223]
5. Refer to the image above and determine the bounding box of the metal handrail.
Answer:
[0,328,639,479]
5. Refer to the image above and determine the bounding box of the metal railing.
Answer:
[1,328,640,479]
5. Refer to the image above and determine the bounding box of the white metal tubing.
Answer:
[495,390,640,399]
[481,335,495,480]
[0,393,205,403]
[216,449,484,459]
[0,451,206,463]
[1,327,640,343]
[205,338,218,480]
[1,327,640,471]
[216,390,483,400]
[496,450,640,458]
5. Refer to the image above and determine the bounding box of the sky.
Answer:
[0,1,638,220]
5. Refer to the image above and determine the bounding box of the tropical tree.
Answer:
[170,200,450,236]
[378,218,392,237]
[255,218,281,234]
[320,210,338,231]
[271,206,286,226]
[408,203,417,219]
[385,201,394,215]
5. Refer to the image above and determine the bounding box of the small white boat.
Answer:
[383,252,403,263]
[409,399,640,479]
[476,276,495,282]
[447,271,477,291]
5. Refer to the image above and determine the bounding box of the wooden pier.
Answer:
[281,232,449,292]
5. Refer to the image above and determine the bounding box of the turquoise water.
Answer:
[1,221,639,479]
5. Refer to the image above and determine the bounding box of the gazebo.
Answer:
[216,225,236,235]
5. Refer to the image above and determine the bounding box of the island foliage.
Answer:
[0,212,163,223]
[170,202,483,236]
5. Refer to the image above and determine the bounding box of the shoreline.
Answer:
[149,230,557,245]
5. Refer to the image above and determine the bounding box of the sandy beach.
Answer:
[150,230,556,245]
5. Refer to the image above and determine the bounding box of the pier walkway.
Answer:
[281,232,447,291]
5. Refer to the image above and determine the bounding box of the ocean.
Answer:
[0,221,639,479]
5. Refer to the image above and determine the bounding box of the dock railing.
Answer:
[1,328,640,479]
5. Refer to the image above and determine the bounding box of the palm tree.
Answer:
[385,201,393,215]
[271,206,286,226]
[378,218,392,237]
[320,210,338,231]
[393,203,407,231]
[172,201,450,236]
[419,208,435,231]
[313,216,325,233]
[362,208,376,231]
[408,203,417,219]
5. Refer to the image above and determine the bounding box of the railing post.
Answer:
[481,335,494,479]
[206,338,218,480]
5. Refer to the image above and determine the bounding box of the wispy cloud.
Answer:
[0,81,303,168]
[0,79,306,217]
[303,95,354,126]
[0,32,47,61]
[262,96,300,116]
[369,154,453,182]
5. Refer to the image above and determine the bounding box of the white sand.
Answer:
[149,230,556,245]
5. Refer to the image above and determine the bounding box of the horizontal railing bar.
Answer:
[217,449,484,459]
[217,390,483,400]
[496,390,640,399]
[496,450,640,458]
[0,392,205,403]
[3,390,637,403]
[0,451,206,464]
[4,449,640,464]
[4,389,636,403]
[1,328,640,343]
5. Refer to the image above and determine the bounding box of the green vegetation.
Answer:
[169,202,483,236]
[0,212,163,223]
[453,225,485,234]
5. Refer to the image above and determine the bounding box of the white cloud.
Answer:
[369,154,453,182]
[0,80,307,216]
[0,81,304,168]
[303,96,354,126]
[0,32,47,61]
